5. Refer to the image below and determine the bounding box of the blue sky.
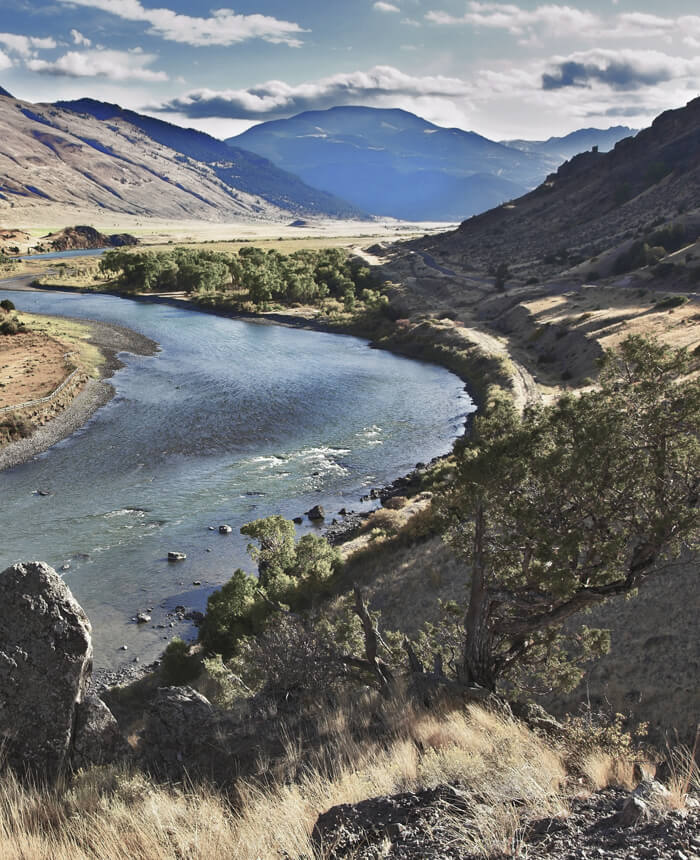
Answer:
[0,1,699,140]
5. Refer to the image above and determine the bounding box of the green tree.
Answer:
[442,336,699,693]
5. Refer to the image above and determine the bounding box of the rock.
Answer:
[71,694,129,770]
[293,516,304,524]
[306,505,325,521]
[0,561,92,780]
[140,686,217,778]
[136,613,151,624]
[219,525,232,534]
[619,795,650,827]
[167,551,186,562]
[121,644,128,651]
[184,610,205,625]
[192,580,201,586]
[60,563,71,571]
[338,508,347,516]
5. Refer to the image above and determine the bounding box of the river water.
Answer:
[0,289,474,669]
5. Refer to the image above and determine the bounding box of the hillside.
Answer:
[503,126,635,164]
[0,92,360,223]
[419,96,700,279]
[229,105,551,221]
[55,98,363,220]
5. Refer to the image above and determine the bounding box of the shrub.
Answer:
[0,299,15,312]
[655,294,689,310]
[160,637,200,685]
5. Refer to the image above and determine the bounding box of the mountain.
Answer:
[421,97,700,275]
[0,86,12,98]
[0,90,361,222]
[503,126,636,163]
[228,106,553,222]
[55,98,363,219]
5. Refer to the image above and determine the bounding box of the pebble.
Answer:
[192,580,201,586]
[120,644,128,651]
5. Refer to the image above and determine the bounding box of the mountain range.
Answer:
[229,106,559,222]
[0,88,636,225]
[502,126,635,164]
[0,92,360,223]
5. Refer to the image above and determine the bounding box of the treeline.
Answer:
[99,246,384,310]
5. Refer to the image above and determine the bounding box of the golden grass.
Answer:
[0,699,574,860]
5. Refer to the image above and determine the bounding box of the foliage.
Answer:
[612,240,665,274]
[199,517,341,658]
[440,336,699,694]
[655,294,689,310]
[0,299,15,311]
[99,245,383,313]
[160,637,200,685]
[0,313,25,335]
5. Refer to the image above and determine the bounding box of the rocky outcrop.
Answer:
[139,686,220,779]
[45,225,137,252]
[0,561,93,779]
[0,561,127,780]
[72,694,129,770]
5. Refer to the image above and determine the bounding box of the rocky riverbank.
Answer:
[0,315,157,471]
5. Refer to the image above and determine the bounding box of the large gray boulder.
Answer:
[72,694,130,770]
[0,561,93,779]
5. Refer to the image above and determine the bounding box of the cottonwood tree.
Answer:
[441,336,699,693]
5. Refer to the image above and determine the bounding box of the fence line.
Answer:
[0,356,80,415]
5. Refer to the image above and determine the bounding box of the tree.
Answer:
[441,336,699,693]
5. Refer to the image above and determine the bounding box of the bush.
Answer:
[655,295,689,310]
[160,637,200,685]
[0,299,15,311]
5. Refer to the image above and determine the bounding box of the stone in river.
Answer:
[306,505,325,521]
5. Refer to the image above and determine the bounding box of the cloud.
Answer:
[70,29,92,47]
[374,2,400,12]
[0,33,57,57]
[27,48,168,81]
[425,3,599,38]
[425,3,700,44]
[55,0,307,47]
[542,49,700,91]
[0,50,12,71]
[155,65,471,119]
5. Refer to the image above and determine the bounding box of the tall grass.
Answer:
[0,697,576,859]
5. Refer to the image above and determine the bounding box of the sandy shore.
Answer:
[0,316,157,472]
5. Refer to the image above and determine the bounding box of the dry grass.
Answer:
[0,699,574,860]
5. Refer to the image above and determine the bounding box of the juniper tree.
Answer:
[442,336,699,693]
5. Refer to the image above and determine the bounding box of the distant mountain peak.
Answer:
[0,85,13,98]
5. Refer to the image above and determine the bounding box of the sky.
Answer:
[0,1,699,141]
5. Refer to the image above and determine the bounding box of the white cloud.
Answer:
[374,2,401,12]
[156,65,471,119]
[425,3,599,38]
[401,18,422,26]
[56,0,307,47]
[70,29,92,47]
[0,49,12,71]
[27,48,168,81]
[425,3,700,45]
[0,33,57,58]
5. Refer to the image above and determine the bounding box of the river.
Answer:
[0,289,474,669]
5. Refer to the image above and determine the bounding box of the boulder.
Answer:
[0,561,92,779]
[71,694,129,770]
[306,505,325,521]
[140,686,219,778]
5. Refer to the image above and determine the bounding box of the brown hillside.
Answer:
[421,96,700,278]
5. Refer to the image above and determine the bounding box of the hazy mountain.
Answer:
[421,98,700,274]
[503,126,636,164]
[228,106,552,221]
[55,98,363,219]
[0,86,12,98]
